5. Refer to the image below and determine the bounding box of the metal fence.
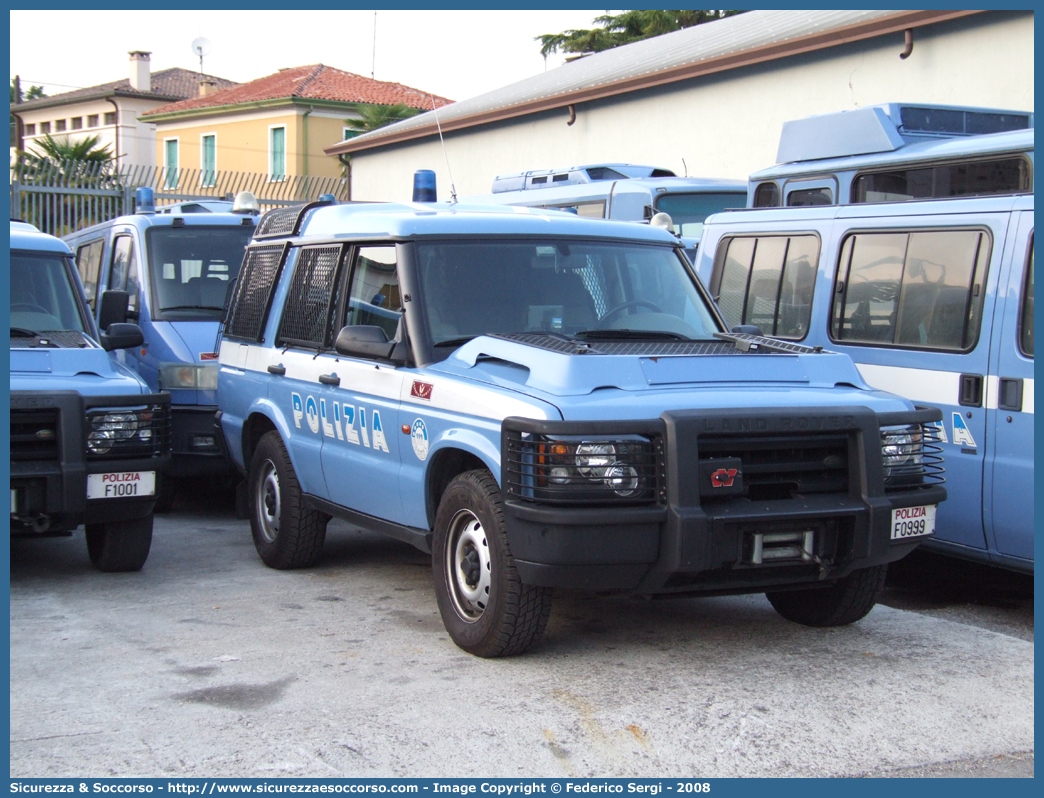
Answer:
[10,160,350,237]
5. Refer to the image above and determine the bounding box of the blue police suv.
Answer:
[218,199,946,656]
[11,221,171,571]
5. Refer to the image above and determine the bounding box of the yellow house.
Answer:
[141,64,451,185]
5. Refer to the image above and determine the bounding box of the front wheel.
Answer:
[248,431,328,569]
[432,470,552,657]
[85,515,153,572]
[766,564,887,627]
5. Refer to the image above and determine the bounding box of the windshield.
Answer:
[10,252,87,334]
[655,192,745,237]
[415,240,721,347]
[146,226,253,317]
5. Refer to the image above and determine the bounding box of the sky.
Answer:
[9,10,616,104]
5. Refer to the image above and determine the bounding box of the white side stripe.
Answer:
[856,364,1034,415]
[855,364,961,407]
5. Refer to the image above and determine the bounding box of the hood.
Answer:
[164,320,222,362]
[430,335,874,397]
[10,345,147,396]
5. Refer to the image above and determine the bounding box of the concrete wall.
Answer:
[152,107,349,179]
[346,11,1034,203]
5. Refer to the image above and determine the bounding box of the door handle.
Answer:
[958,373,983,407]
[267,364,286,376]
[319,373,340,386]
[998,378,1023,412]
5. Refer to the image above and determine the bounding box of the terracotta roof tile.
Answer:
[143,64,452,116]
[15,68,238,109]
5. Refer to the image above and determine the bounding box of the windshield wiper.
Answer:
[433,336,477,348]
[575,329,689,341]
[161,305,225,312]
[10,327,43,337]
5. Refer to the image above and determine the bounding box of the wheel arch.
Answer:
[425,444,498,530]
[241,401,293,468]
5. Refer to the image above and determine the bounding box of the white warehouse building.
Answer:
[326,9,1034,202]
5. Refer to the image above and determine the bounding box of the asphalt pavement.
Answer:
[8,485,1034,778]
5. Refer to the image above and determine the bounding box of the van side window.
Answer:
[752,182,780,207]
[75,240,105,308]
[1019,238,1034,357]
[713,235,819,339]
[277,245,346,348]
[342,246,402,341]
[225,243,289,342]
[852,157,1030,203]
[108,235,140,313]
[787,188,833,206]
[830,229,991,351]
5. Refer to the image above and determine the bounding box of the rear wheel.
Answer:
[85,515,153,572]
[432,470,552,657]
[248,431,328,569]
[766,565,887,627]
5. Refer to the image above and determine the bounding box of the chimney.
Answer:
[199,78,217,97]
[129,51,151,92]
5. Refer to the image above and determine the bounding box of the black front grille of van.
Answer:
[10,409,60,461]
[698,434,850,501]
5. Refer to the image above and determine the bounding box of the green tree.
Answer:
[344,103,422,135]
[537,10,746,57]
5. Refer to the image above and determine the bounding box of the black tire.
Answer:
[766,564,888,627]
[248,431,328,569]
[153,477,177,514]
[432,469,552,657]
[85,515,153,572]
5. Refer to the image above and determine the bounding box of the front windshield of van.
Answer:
[414,239,721,348]
[655,192,746,237]
[146,226,253,318]
[10,252,87,335]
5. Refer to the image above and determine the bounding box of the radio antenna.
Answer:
[430,94,457,204]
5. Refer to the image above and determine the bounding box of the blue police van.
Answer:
[459,163,746,261]
[696,103,1033,572]
[62,189,259,502]
[217,190,946,656]
[10,221,171,571]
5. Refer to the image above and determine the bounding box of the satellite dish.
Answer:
[191,37,212,58]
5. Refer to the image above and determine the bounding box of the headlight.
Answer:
[87,410,155,455]
[518,435,657,502]
[160,363,219,390]
[881,425,924,479]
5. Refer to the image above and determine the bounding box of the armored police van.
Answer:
[63,188,259,503]
[10,221,171,571]
[218,196,945,657]
[460,163,746,261]
[696,103,1033,572]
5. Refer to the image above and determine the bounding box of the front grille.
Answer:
[503,430,663,506]
[699,433,850,501]
[86,403,171,460]
[10,409,59,461]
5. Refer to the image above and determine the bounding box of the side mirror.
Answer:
[100,322,145,352]
[730,324,764,336]
[334,325,396,360]
[98,290,130,331]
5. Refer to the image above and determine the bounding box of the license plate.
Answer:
[890,504,936,541]
[87,471,156,500]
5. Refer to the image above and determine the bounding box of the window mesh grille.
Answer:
[277,245,343,346]
[225,244,287,341]
[254,205,305,239]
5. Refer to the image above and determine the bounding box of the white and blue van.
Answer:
[62,189,259,501]
[10,221,171,571]
[460,163,746,261]
[216,188,946,656]
[696,103,1033,572]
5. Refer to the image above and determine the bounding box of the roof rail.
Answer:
[491,163,676,193]
[776,103,1034,165]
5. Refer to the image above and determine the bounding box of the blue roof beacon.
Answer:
[63,188,261,506]
[10,221,171,571]
[217,171,947,657]
[697,103,1033,573]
